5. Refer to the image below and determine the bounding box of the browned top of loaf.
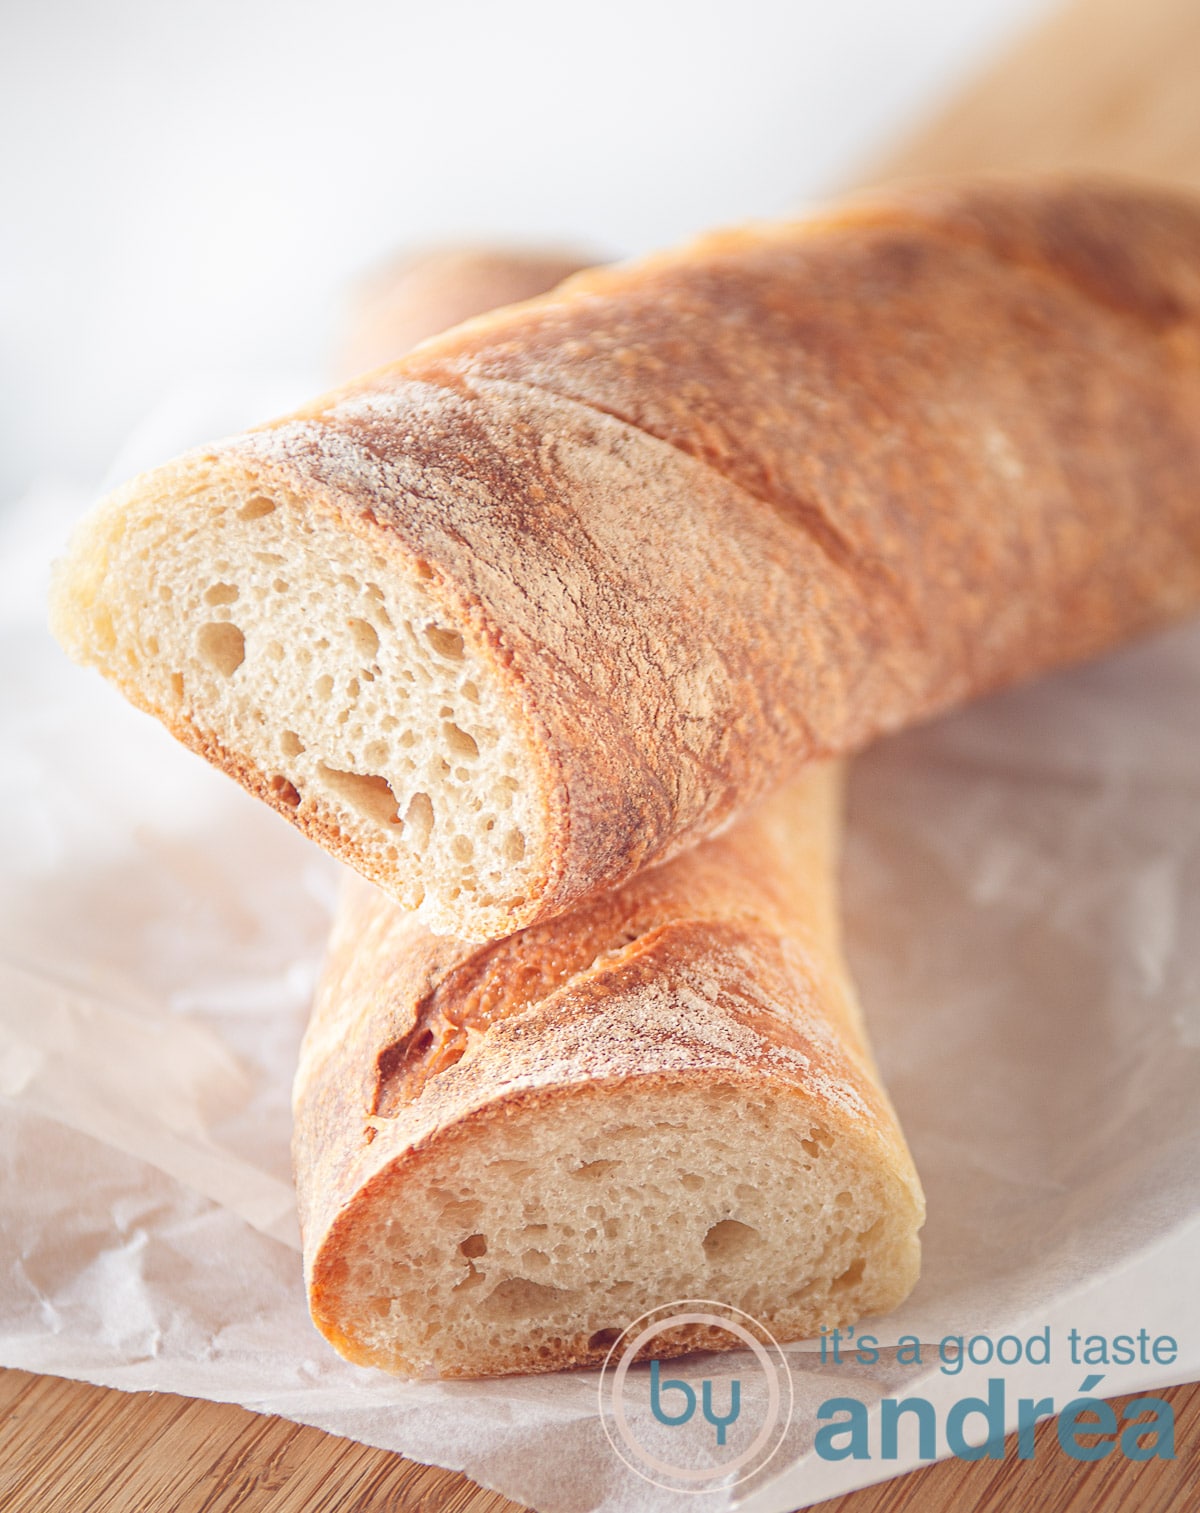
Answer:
[397,175,1200,681]
[292,770,910,1267]
[235,177,1200,930]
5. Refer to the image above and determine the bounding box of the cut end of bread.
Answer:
[49,455,552,940]
[310,1078,923,1378]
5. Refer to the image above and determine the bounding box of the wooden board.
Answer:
[11,0,1200,1509]
[1,1368,1197,1512]
[876,0,1200,189]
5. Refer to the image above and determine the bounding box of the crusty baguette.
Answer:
[51,176,1200,942]
[294,763,924,1377]
[296,251,920,1376]
[335,246,591,380]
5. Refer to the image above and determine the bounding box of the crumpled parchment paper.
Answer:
[2,394,1198,1511]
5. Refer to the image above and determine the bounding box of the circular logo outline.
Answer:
[597,1298,794,1493]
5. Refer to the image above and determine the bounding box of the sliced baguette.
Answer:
[294,764,924,1378]
[52,176,1200,941]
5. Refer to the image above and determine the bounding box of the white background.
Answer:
[1,0,1052,504]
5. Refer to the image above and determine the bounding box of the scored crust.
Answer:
[293,766,925,1378]
[53,176,1200,941]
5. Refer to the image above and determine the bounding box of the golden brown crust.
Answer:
[293,766,925,1376]
[238,175,1200,930]
[57,177,1200,936]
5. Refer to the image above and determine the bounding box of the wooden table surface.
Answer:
[1,1368,1196,1512]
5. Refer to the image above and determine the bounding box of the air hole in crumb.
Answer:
[270,776,301,808]
[443,722,479,759]
[490,1159,534,1179]
[504,829,526,862]
[315,674,334,701]
[281,730,304,757]
[169,673,184,698]
[404,791,434,850]
[459,1234,488,1259]
[478,1278,572,1322]
[203,582,239,606]
[461,681,480,704]
[589,1328,621,1353]
[702,1219,760,1263]
[407,1028,434,1062]
[451,835,473,863]
[572,1159,619,1181]
[266,640,284,661]
[196,621,245,676]
[440,1198,483,1227]
[425,625,464,660]
[347,620,380,662]
[832,1258,865,1292]
[680,1174,705,1192]
[317,765,400,826]
[239,495,276,520]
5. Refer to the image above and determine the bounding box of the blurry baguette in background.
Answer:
[335,246,591,379]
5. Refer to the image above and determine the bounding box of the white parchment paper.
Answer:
[1,439,1198,1511]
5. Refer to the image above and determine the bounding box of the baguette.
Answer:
[51,176,1200,942]
[294,764,924,1377]
[297,251,920,1375]
[335,246,590,379]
